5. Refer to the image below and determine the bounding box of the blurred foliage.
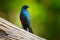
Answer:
[0,0,60,40]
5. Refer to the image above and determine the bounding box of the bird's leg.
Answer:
[22,23,27,31]
[23,25,27,31]
[23,27,27,31]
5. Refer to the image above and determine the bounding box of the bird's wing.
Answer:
[20,15,30,26]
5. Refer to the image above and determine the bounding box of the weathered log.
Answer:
[0,17,46,40]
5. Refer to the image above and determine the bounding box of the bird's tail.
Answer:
[28,27,33,33]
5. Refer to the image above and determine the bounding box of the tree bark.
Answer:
[0,17,46,40]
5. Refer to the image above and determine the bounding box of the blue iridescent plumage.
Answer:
[20,5,33,33]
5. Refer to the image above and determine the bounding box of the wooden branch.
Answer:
[0,17,46,40]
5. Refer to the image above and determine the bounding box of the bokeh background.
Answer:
[0,0,60,40]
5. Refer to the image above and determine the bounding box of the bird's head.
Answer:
[22,5,29,10]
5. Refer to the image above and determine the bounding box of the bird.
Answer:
[20,5,33,33]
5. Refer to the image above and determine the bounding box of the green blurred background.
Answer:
[0,0,60,40]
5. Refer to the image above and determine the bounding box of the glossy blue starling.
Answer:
[20,5,33,33]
